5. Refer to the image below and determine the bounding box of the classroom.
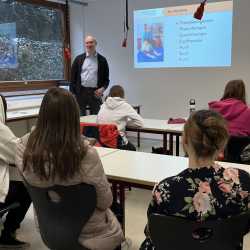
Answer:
[0,0,249,250]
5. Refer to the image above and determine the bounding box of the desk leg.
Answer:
[137,131,140,148]
[119,183,125,234]
[169,134,174,155]
[26,119,31,133]
[137,106,141,148]
[163,133,168,153]
[110,181,126,235]
[112,183,118,204]
[176,135,180,156]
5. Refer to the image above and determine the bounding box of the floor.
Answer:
[13,138,250,250]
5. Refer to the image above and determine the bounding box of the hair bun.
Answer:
[185,110,229,158]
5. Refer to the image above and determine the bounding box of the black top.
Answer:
[141,163,250,250]
[70,53,110,96]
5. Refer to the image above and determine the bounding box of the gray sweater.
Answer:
[16,134,123,250]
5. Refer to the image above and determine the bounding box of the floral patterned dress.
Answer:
[140,164,250,250]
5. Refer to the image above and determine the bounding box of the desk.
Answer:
[127,119,184,155]
[81,115,184,156]
[7,108,40,132]
[7,108,40,122]
[80,115,97,124]
[103,150,250,188]
[95,147,119,157]
[101,149,250,233]
[103,150,187,188]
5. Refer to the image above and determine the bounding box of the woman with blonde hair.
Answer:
[140,110,250,250]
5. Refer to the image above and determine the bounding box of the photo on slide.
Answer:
[136,23,164,63]
[0,23,17,69]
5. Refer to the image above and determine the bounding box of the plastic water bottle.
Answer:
[189,99,196,115]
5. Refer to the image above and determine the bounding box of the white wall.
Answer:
[70,2,85,59]
[51,1,86,59]
[83,0,250,119]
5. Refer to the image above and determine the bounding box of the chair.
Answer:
[81,123,100,141]
[0,202,20,234]
[81,122,122,148]
[24,181,96,250]
[0,202,20,215]
[224,136,250,163]
[148,212,250,250]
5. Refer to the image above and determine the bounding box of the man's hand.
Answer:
[94,87,105,97]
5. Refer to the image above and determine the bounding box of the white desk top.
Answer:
[102,150,188,186]
[136,118,184,133]
[6,95,43,111]
[80,115,184,133]
[7,108,40,121]
[101,150,250,187]
[95,147,119,158]
[80,115,98,124]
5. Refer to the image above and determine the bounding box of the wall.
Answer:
[83,0,250,119]
[70,2,85,59]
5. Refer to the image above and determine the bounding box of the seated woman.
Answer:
[140,110,250,250]
[0,95,31,249]
[15,88,124,250]
[209,79,250,136]
[97,85,144,151]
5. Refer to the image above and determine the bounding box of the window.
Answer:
[0,0,69,92]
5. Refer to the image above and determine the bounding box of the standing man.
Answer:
[70,35,110,115]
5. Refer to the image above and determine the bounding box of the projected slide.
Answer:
[0,23,17,69]
[134,1,233,68]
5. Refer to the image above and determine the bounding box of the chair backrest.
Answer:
[81,122,100,141]
[98,124,121,148]
[149,212,250,250]
[224,136,250,163]
[24,181,96,250]
[0,202,20,215]
[81,122,121,148]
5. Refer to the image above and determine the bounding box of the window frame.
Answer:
[0,0,70,92]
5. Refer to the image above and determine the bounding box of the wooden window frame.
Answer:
[0,0,70,92]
